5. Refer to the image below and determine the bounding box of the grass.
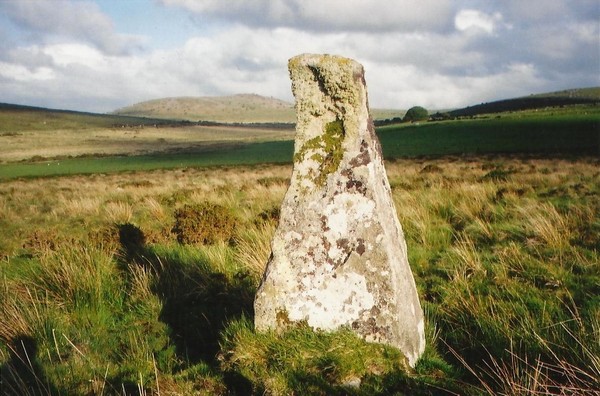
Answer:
[1,157,598,394]
[0,125,294,163]
[0,103,598,393]
[390,157,599,394]
[449,88,600,117]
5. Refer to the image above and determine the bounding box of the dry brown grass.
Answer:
[0,283,38,342]
[451,233,486,280]
[0,164,291,259]
[234,223,277,276]
[0,125,295,162]
[518,201,571,251]
[103,201,134,224]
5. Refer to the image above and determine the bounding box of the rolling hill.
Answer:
[0,102,182,133]
[113,94,297,123]
[1,87,598,178]
[448,87,600,117]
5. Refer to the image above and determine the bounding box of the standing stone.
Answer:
[254,54,425,367]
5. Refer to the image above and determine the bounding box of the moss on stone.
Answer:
[294,119,345,187]
[320,119,345,182]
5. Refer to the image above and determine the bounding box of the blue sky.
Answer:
[0,0,598,113]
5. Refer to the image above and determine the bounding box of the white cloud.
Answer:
[572,21,600,44]
[455,9,503,34]
[362,61,544,110]
[0,62,55,82]
[44,44,107,68]
[160,0,455,32]
[0,24,550,113]
[5,46,54,69]
[0,0,144,55]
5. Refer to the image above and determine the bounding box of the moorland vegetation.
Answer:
[0,89,598,394]
[1,157,598,394]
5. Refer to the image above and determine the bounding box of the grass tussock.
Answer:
[233,222,276,277]
[219,318,462,395]
[0,157,598,394]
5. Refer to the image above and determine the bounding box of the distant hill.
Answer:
[0,102,177,133]
[113,94,297,123]
[113,94,406,123]
[449,87,600,117]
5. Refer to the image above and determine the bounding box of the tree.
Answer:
[403,106,429,122]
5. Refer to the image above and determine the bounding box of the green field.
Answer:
[378,109,599,157]
[0,141,292,179]
[1,106,597,180]
[448,87,600,116]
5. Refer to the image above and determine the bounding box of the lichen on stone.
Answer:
[294,118,345,187]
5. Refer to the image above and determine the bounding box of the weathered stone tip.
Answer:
[289,53,363,70]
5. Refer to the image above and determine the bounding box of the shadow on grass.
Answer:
[117,224,463,395]
[287,371,459,396]
[153,260,255,364]
[117,223,255,365]
[0,336,59,396]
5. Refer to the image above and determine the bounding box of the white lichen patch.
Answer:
[286,272,375,329]
[324,193,375,235]
[325,205,349,236]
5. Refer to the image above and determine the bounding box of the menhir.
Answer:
[254,53,425,367]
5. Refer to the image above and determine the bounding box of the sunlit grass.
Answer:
[0,157,598,394]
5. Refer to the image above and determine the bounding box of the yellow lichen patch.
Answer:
[294,119,345,187]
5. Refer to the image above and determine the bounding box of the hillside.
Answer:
[0,102,179,133]
[113,94,297,123]
[449,87,600,117]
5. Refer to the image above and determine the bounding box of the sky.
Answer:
[0,0,598,113]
